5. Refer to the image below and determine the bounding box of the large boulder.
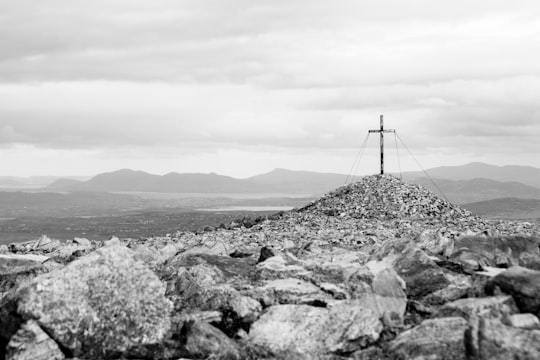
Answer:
[392,244,449,298]
[436,296,518,320]
[388,317,468,360]
[450,235,540,270]
[249,302,382,358]
[0,244,172,359]
[347,261,407,325]
[178,320,244,359]
[467,317,540,360]
[485,266,540,316]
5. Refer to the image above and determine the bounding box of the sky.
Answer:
[1,0,540,178]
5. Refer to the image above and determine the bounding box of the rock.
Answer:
[1,244,172,359]
[388,317,468,360]
[258,278,333,305]
[509,313,540,329]
[5,320,65,360]
[179,320,243,360]
[0,254,47,299]
[485,266,540,316]
[468,317,540,360]
[174,264,235,311]
[436,296,518,320]
[450,235,540,270]
[33,235,62,253]
[257,246,275,263]
[347,261,407,325]
[249,304,327,358]
[392,244,450,298]
[72,237,91,247]
[228,295,262,324]
[249,303,382,358]
[255,255,310,280]
[324,302,383,354]
[47,244,91,264]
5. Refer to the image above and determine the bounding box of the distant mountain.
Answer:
[410,177,540,204]
[0,175,91,189]
[46,164,540,200]
[400,162,540,188]
[47,169,338,194]
[247,168,346,193]
[47,178,86,190]
[462,197,540,220]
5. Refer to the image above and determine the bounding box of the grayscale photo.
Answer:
[1,1,540,359]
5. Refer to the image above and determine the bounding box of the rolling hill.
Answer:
[400,162,540,188]
[409,177,540,204]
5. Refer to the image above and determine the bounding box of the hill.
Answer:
[462,197,540,220]
[47,168,347,194]
[409,177,540,204]
[400,162,540,188]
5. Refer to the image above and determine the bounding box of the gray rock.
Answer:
[450,235,540,270]
[436,296,518,320]
[392,244,450,298]
[324,302,383,354]
[388,317,468,360]
[485,266,540,316]
[4,244,172,359]
[249,303,382,358]
[508,313,540,329]
[6,320,65,360]
[468,317,540,360]
[0,254,47,299]
[259,278,333,305]
[179,320,243,360]
[249,304,328,358]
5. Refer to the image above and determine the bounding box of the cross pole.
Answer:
[368,115,395,175]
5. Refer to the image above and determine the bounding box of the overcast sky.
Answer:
[1,0,540,177]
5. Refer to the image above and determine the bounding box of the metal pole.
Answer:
[380,114,384,175]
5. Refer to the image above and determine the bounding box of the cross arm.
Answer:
[368,129,395,133]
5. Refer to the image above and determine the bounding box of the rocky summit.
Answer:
[2,174,540,359]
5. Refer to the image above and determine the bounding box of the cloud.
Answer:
[1,1,540,175]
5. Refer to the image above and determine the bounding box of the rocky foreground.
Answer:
[2,174,540,359]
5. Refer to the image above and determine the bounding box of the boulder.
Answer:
[392,244,449,298]
[450,235,540,270]
[346,261,407,325]
[249,303,382,358]
[324,301,384,354]
[0,244,172,359]
[467,317,540,360]
[5,320,65,360]
[258,278,333,305]
[174,264,235,311]
[388,317,468,360]
[485,266,540,316]
[179,320,243,360]
[249,304,327,358]
[508,313,540,329]
[0,254,47,299]
[436,296,518,320]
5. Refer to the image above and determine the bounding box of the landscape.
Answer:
[2,162,540,245]
[3,1,540,359]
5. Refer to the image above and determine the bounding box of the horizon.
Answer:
[2,161,540,180]
[2,1,540,177]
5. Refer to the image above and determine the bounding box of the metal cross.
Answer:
[368,115,395,175]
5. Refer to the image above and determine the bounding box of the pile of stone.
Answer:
[300,174,476,221]
[1,175,540,359]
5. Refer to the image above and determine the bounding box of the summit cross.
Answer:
[368,115,395,175]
